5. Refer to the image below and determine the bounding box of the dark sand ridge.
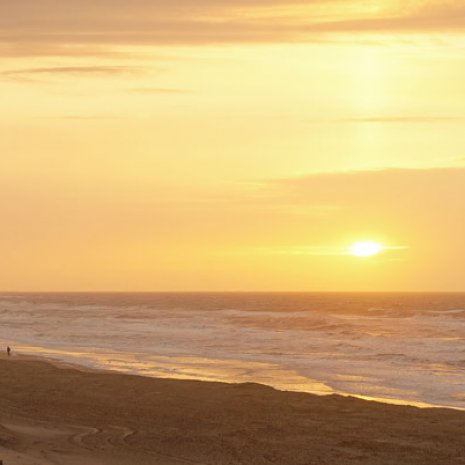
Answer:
[0,355,464,465]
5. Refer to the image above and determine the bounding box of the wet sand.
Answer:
[0,355,464,465]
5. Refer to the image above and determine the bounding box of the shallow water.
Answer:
[0,293,464,408]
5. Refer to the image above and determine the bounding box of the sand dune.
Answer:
[0,355,464,464]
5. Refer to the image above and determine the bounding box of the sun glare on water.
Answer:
[349,241,384,257]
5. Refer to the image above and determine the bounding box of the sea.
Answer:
[0,292,464,409]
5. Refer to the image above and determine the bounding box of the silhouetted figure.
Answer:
[6,346,11,356]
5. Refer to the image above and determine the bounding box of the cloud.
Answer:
[0,43,125,58]
[250,167,465,268]
[312,2,465,33]
[1,1,465,56]
[129,87,193,94]
[0,65,142,83]
[263,167,465,216]
[2,65,139,77]
[59,115,127,120]
[335,116,465,124]
[265,244,408,256]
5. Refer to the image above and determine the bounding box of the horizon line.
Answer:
[1,290,465,294]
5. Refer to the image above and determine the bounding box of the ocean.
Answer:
[0,292,464,409]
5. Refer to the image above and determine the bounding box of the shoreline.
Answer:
[8,345,464,412]
[0,354,464,464]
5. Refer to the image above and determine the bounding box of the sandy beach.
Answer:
[0,355,463,465]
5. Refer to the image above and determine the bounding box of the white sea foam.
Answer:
[0,293,464,409]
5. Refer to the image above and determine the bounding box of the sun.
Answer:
[349,241,384,257]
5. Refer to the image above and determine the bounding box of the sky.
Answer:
[1,0,465,291]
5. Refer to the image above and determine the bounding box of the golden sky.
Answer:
[1,0,465,291]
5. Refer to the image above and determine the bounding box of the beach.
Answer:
[1,293,465,409]
[0,355,464,465]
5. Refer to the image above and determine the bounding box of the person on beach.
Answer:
[6,346,11,356]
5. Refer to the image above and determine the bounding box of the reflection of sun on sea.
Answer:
[349,241,384,257]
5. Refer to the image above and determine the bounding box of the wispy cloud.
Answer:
[264,245,408,257]
[2,65,139,78]
[129,87,194,95]
[261,167,465,215]
[59,115,126,120]
[0,65,143,83]
[1,1,465,56]
[335,116,465,124]
[246,167,465,264]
